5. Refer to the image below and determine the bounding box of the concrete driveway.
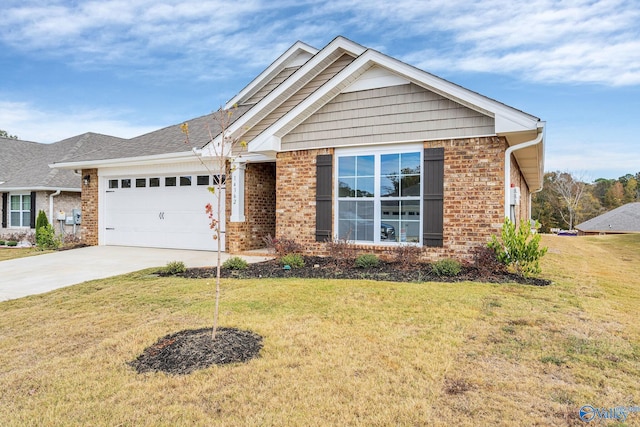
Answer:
[0,246,271,301]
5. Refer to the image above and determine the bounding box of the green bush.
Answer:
[280,253,305,269]
[355,253,379,268]
[7,241,18,247]
[431,258,462,277]
[488,218,548,277]
[0,240,5,246]
[223,256,248,270]
[162,261,186,275]
[35,210,49,242]
[36,224,61,250]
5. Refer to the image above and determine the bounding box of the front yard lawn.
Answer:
[0,234,639,426]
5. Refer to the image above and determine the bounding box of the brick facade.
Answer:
[80,168,99,245]
[256,136,530,262]
[225,162,276,252]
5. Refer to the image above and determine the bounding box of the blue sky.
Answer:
[1,0,639,181]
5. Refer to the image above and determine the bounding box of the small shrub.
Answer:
[391,244,424,270]
[431,259,462,277]
[0,240,5,245]
[355,254,379,269]
[488,218,548,277]
[35,210,49,241]
[325,237,356,266]
[472,245,507,277]
[280,253,305,269]
[162,261,186,275]
[36,224,61,250]
[222,256,248,270]
[263,235,302,257]
[7,241,18,247]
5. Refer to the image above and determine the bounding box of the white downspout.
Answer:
[504,131,544,219]
[49,190,61,223]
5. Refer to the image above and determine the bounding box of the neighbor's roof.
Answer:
[0,133,120,191]
[575,202,640,233]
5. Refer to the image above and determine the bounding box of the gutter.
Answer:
[49,190,61,223]
[504,129,544,219]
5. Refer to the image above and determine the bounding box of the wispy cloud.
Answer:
[3,0,639,86]
[0,100,158,143]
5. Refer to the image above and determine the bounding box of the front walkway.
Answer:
[0,246,271,301]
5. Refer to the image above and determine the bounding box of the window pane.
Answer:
[121,179,131,188]
[357,156,374,176]
[136,178,146,188]
[339,178,355,197]
[401,174,421,196]
[22,195,31,210]
[180,176,192,186]
[381,153,399,176]
[401,152,421,172]
[22,212,31,227]
[338,156,356,177]
[10,195,20,210]
[338,201,374,241]
[165,177,176,187]
[380,176,398,197]
[197,175,209,186]
[10,212,20,226]
[109,180,119,189]
[356,177,374,197]
[149,178,160,187]
[213,174,226,185]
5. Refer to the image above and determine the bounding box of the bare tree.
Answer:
[547,171,587,230]
[181,107,246,339]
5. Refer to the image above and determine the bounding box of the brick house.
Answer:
[1,133,122,240]
[53,36,545,261]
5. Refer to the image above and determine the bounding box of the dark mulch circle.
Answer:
[128,327,263,375]
[177,256,551,286]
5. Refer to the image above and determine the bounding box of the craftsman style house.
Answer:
[53,36,545,261]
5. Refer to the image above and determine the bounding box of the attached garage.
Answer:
[98,163,225,251]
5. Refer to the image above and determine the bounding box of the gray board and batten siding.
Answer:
[281,83,495,151]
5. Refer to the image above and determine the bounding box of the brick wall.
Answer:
[274,148,334,255]
[272,137,519,262]
[80,169,99,245]
[226,162,276,252]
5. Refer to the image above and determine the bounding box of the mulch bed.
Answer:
[179,255,551,286]
[128,327,263,375]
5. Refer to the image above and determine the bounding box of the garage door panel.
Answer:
[103,175,224,251]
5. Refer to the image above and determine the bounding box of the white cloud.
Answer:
[3,0,639,86]
[0,100,158,143]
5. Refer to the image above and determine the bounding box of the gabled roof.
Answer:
[575,203,640,233]
[210,36,545,189]
[52,106,251,168]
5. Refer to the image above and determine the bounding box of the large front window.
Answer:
[336,146,422,244]
[10,194,31,228]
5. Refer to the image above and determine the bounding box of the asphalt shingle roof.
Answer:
[575,202,640,233]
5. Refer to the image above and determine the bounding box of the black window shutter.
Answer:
[1,193,7,228]
[30,191,36,229]
[423,148,444,247]
[316,154,333,242]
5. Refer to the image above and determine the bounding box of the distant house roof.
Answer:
[575,203,640,234]
[0,133,125,191]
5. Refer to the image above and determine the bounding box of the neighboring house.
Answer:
[575,203,640,235]
[0,133,124,239]
[53,36,545,261]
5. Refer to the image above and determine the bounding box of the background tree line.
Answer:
[532,171,640,232]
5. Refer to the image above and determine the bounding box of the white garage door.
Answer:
[103,174,225,251]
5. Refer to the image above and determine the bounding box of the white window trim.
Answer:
[9,192,31,229]
[334,143,423,245]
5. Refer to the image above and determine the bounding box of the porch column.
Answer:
[230,161,246,222]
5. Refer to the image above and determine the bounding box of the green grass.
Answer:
[0,247,50,261]
[0,234,639,426]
